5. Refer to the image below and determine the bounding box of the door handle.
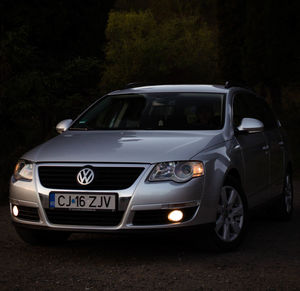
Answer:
[278,141,284,147]
[262,145,270,151]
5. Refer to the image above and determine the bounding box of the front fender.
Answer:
[191,139,245,223]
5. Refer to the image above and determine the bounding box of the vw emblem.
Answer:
[77,168,95,185]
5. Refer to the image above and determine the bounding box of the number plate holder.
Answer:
[49,192,117,211]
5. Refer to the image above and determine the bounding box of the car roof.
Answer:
[108,84,229,95]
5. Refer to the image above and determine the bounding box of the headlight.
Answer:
[148,161,204,183]
[13,160,33,181]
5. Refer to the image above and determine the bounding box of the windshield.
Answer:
[70,93,225,131]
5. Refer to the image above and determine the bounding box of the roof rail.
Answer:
[124,82,157,89]
[224,80,253,91]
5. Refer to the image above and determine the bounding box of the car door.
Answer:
[254,99,285,198]
[233,93,270,206]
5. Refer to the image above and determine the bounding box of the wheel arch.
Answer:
[223,167,248,208]
[224,168,242,185]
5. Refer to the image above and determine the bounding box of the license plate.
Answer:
[49,193,116,210]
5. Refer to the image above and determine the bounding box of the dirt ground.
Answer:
[0,181,299,290]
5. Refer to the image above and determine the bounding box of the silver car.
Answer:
[10,84,293,250]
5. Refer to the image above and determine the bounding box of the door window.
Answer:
[233,93,278,130]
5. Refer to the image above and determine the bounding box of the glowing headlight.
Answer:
[148,161,204,183]
[13,160,33,181]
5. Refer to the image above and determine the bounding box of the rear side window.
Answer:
[233,93,278,130]
[254,98,278,130]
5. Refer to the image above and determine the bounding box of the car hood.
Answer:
[23,130,225,164]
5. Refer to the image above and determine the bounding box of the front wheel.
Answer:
[212,177,248,251]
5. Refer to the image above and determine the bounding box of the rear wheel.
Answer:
[212,177,248,251]
[272,171,293,220]
[14,225,70,245]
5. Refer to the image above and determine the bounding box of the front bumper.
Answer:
[9,162,216,232]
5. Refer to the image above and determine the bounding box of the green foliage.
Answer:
[0,0,299,201]
[101,10,219,92]
[0,0,116,199]
[217,0,299,113]
[50,57,103,118]
[0,26,37,74]
[0,30,103,200]
[115,0,218,26]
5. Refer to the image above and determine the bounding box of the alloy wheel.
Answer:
[215,186,244,242]
[284,174,293,214]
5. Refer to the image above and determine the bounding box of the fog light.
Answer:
[168,210,183,222]
[12,205,19,217]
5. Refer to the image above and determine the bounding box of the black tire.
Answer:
[272,171,293,221]
[14,225,70,245]
[210,176,248,251]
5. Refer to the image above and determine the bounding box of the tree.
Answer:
[217,0,300,113]
[101,10,219,92]
[0,0,115,198]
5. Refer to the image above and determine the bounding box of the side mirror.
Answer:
[56,119,73,134]
[237,118,264,134]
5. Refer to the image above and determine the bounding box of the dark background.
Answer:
[1,0,299,201]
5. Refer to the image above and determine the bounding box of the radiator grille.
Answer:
[38,166,144,190]
[45,209,124,226]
